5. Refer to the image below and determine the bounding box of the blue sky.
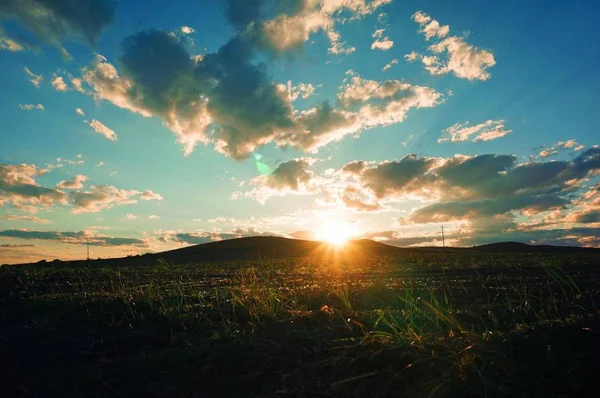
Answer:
[2,0,600,263]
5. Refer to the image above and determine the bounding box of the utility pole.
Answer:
[87,239,90,261]
[441,224,445,248]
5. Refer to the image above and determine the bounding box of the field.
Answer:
[2,243,600,397]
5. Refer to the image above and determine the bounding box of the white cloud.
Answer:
[412,11,449,40]
[539,139,585,158]
[404,51,419,62]
[63,158,84,165]
[0,34,24,51]
[327,29,356,55]
[382,59,398,71]
[51,76,68,91]
[71,185,163,213]
[76,108,86,117]
[409,11,496,81]
[148,214,160,219]
[81,55,149,115]
[372,29,384,39]
[279,73,443,153]
[88,119,117,141]
[126,213,137,220]
[0,163,68,212]
[337,74,443,120]
[19,104,44,111]
[1,214,51,224]
[24,67,42,87]
[71,77,85,93]
[263,0,389,55]
[439,120,511,143]
[539,148,558,158]
[180,26,195,34]
[371,37,394,51]
[277,81,318,101]
[56,175,88,189]
[371,28,393,51]
[263,11,330,52]
[139,190,163,201]
[427,37,496,81]
[96,161,104,167]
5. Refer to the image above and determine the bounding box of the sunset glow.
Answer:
[315,221,358,246]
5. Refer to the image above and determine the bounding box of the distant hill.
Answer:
[472,241,600,253]
[9,236,600,266]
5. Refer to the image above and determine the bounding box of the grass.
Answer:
[1,251,599,397]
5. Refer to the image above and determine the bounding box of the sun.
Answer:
[315,220,358,246]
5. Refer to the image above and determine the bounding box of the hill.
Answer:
[142,236,401,264]
[473,241,600,253]
[10,236,600,266]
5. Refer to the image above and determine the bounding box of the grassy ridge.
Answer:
[1,251,599,397]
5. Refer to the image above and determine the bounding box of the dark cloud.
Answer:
[434,148,600,201]
[0,243,36,247]
[573,210,600,224]
[0,0,116,56]
[268,159,313,190]
[337,149,600,235]
[238,158,316,203]
[195,32,297,160]
[348,149,600,204]
[434,154,515,196]
[0,229,147,247]
[119,30,195,113]
[407,194,570,224]
[345,154,437,198]
[208,56,295,159]
[83,29,295,159]
[220,0,267,28]
[572,147,600,177]
[167,233,213,245]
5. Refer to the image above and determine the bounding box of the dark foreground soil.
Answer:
[1,251,599,397]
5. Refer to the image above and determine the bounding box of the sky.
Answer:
[1,0,600,263]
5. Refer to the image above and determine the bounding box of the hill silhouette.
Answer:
[14,236,600,267]
[153,236,401,263]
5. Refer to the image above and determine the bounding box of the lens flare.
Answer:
[253,152,272,175]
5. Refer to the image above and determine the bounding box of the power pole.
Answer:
[87,240,90,261]
[441,224,445,248]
